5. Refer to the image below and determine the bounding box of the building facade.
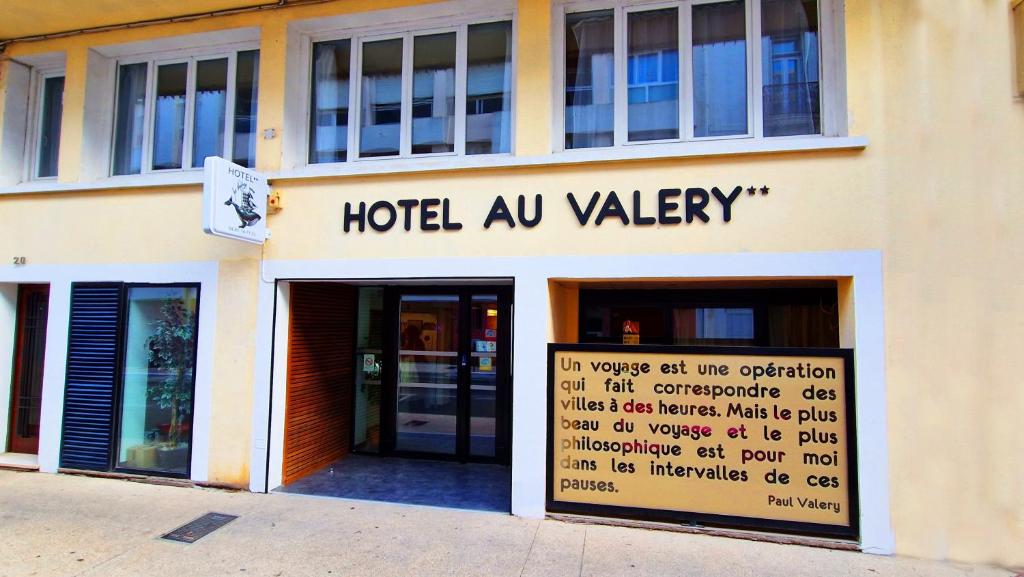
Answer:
[0,0,1022,568]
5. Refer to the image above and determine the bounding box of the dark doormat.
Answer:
[162,512,238,543]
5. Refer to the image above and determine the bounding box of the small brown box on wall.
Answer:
[1016,0,1024,95]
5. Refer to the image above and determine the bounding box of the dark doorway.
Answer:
[8,284,49,455]
[280,282,513,512]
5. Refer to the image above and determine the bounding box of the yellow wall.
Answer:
[1,0,1022,567]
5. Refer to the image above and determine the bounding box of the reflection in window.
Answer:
[233,50,260,168]
[627,8,678,141]
[152,63,188,170]
[412,33,456,154]
[111,51,258,175]
[581,288,839,347]
[565,10,614,149]
[360,39,403,158]
[112,63,148,176]
[674,307,755,344]
[116,286,199,476]
[693,1,747,137]
[192,58,228,168]
[470,295,499,457]
[310,40,351,164]
[761,0,820,136]
[36,76,65,178]
[396,295,459,454]
[466,21,512,154]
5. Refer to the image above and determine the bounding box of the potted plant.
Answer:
[147,298,195,472]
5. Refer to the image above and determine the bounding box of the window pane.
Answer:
[693,1,747,137]
[412,32,456,154]
[628,8,678,142]
[113,63,148,175]
[191,58,228,168]
[466,21,512,155]
[310,40,351,164]
[116,286,199,476]
[232,50,260,168]
[469,295,499,457]
[673,307,755,344]
[353,287,384,453]
[152,62,187,170]
[565,10,614,149]
[761,0,820,136]
[36,76,65,178]
[360,38,403,158]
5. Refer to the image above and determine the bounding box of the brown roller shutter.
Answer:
[283,283,356,484]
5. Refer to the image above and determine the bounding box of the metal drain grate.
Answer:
[162,512,238,543]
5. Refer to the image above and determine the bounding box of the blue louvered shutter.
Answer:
[60,283,123,471]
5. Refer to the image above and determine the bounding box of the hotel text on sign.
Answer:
[547,344,857,537]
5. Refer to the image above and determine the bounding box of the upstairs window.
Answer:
[562,0,830,150]
[111,49,260,175]
[309,19,513,164]
[33,73,66,179]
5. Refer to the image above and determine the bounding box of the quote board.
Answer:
[547,344,858,538]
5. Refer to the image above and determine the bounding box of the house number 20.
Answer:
[12,257,25,265]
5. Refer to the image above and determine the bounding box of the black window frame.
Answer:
[578,285,839,348]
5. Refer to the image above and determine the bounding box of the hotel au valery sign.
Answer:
[341,186,771,233]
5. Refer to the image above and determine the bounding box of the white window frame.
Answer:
[110,42,257,176]
[304,13,516,168]
[554,0,845,153]
[25,67,66,181]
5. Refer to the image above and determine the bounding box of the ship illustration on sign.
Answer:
[225,180,262,228]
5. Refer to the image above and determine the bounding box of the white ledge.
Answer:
[0,136,867,195]
[0,171,204,195]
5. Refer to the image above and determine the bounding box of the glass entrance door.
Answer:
[396,295,460,455]
[391,288,510,462]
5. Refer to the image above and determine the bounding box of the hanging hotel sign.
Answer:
[203,156,269,244]
[547,344,857,538]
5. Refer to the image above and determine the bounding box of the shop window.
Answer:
[111,49,260,175]
[59,283,201,478]
[308,19,513,163]
[115,286,199,476]
[580,286,838,347]
[561,0,835,150]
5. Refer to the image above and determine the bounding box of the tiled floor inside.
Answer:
[278,454,511,513]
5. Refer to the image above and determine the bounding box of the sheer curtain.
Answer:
[152,63,187,170]
[466,20,512,154]
[311,42,350,163]
[192,59,227,168]
[692,1,747,137]
[232,50,260,168]
[565,10,614,149]
[360,39,402,157]
[412,33,456,154]
[627,8,679,141]
[112,63,148,175]
[761,0,820,136]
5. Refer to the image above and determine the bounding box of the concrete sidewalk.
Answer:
[0,470,1013,577]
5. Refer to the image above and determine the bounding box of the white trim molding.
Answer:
[247,249,893,555]
[0,134,867,195]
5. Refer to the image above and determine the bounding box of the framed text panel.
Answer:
[547,344,858,539]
